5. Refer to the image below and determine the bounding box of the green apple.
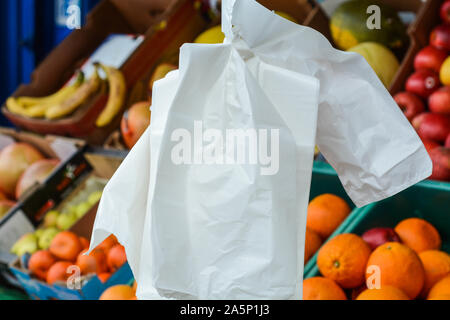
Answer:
[88,191,103,205]
[56,212,78,230]
[43,210,60,228]
[75,202,91,218]
[11,233,38,257]
[38,228,60,250]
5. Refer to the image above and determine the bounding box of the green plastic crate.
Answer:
[305,174,450,279]
[0,287,28,300]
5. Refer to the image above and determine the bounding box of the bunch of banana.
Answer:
[6,71,85,118]
[95,63,127,127]
[6,63,126,126]
[46,65,102,119]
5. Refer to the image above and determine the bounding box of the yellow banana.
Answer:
[6,97,28,116]
[25,104,54,118]
[95,63,127,127]
[17,71,85,108]
[46,66,101,120]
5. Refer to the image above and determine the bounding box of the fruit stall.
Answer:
[0,0,449,301]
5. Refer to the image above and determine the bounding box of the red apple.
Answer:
[440,1,450,24]
[412,113,427,130]
[121,101,152,150]
[414,46,448,73]
[430,24,450,51]
[412,112,450,142]
[15,159,60,199]
[429,86,450,115]
[393,92,425,121]
[446,133,450,148]
[429,147,450,181]
[362,228,401,250]
[0,143,45,198]
[406,69,440,98]
[422,138,441,154]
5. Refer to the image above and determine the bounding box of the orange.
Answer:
[428,294,450,300]
[46,261,74,285]
[302,277,347,300]
[76,248,108,275]
[304,228,322,264]
[107,244,127,272]
[100,285,136,300]
[132,281,138,293]
[356,286,410,300]
[350,285,367,300]
[49,231,83,262]
[307,194,351,239]
[317,234,371,288]
[395,218,441,253]
[97,273,112,283]
[96,235,118,254]
[28,251,57,281]
[428,275,450,299]
[366,242,425,299]
[419,250,450,296]
[79,237,90,250]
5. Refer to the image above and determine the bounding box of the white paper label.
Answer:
[50,138,79,162]
[80,34,145,79]
[0,210,35,252]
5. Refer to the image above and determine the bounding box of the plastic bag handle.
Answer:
[221,0,237,41]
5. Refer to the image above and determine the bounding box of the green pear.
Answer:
[43,210,60,228]
[56,212,78,230]
[75,202,91,218]
[35,229,45,239]
[11,233,38,257]
[38,228,60,250]
[88,191,103,205]
[67,205,78,216]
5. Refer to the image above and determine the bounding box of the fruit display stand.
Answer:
[10,261,132,300]
[102,0,432,152]
[0,0,213,145]
[310,0,428,95]
[9,212,133,300]
[388,0,444,97]
[7,148,133,300]
[0,128,85,256]
[102,0,321,151]
[304,165,450,281]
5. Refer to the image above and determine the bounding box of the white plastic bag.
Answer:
[89,0,432,300]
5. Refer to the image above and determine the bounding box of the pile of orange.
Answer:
[28,232,128,286]
[305,194,351,264]
[303,217,450,300]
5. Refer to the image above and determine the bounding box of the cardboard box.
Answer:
[8,148,133,300]
[1,0,208,145]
